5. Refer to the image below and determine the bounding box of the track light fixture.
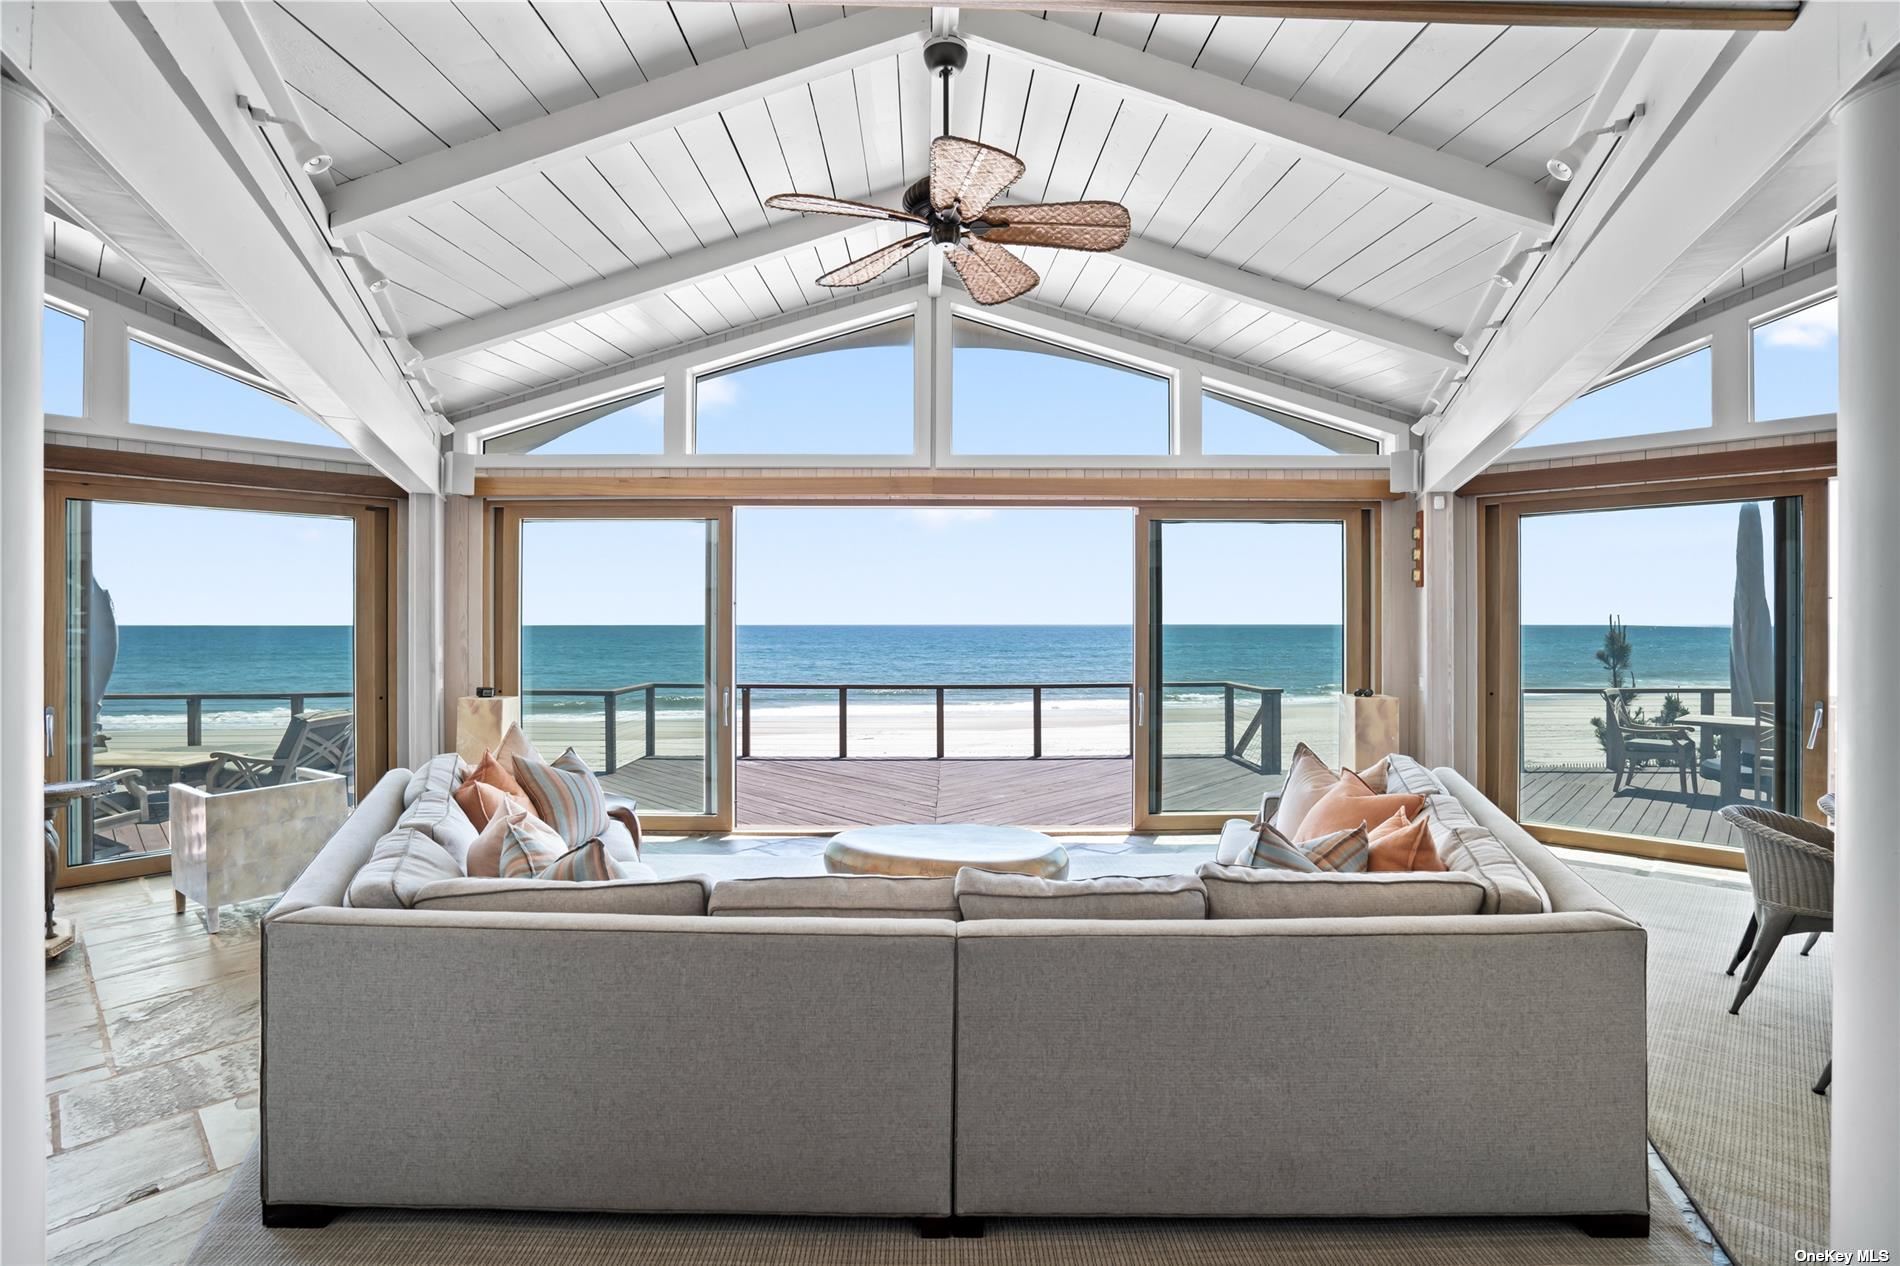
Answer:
[1495,242,1553,289]
[1547,103,1646,183]
[1411,412,1443,437]
[1453,321,1503,358]
[329,248,390,293]
[385,337,424,371]
[237,95,333,175]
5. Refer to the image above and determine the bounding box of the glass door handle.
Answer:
[1807,702,1825,750]
[1135,688,1145,727]
[722,688,731,726]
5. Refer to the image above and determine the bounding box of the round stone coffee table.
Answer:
[823,823,1070,879]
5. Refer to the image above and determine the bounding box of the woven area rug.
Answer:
[1582,865,1830,1266]
[189,1152,1709,1266]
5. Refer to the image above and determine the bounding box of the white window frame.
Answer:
[1747,288,1839,429]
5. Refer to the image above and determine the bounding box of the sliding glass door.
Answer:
[1481,482,1829,864]
[1134,506,1375,830]
[47,481,392,884]
[496,505,734,832]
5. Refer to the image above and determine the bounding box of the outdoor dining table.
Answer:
[1675,713,1759,804]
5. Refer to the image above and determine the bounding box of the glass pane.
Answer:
[1202,391,1378,456]
[520,519,717,816]
[1150,520,1344,814]
[1517,499,1797,852]
[44,306,85,417]
[1753,296,1838,422]
[1514,346,1712,449]
[63,501,356,869]
[695,319,912,455]
[485,387,663,455]
[130,338,345,447]
[953,317,1169,456]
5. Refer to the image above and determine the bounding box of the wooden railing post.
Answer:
[644,686,656,759]
[741,687,752,759]
[1032,686,1043,759]
[185,697,203,748]
[837,687,848,759]
[935,687,946,759]
[603,693,618,774]
[289,694,305,717]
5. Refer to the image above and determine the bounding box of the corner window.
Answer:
[952,317,1169,456]
[129,337,344,448]
[694,318,913,456]
[1514,346,1712,449]
[1201,391,1378,457]
[44,305,85,418]
[1752,296,1837,423]
[485,387,663,455]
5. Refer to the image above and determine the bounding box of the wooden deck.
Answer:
[601,755,1275,828]
[1522,768,1751,849]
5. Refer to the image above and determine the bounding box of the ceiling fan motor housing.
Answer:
[922,34,968,77]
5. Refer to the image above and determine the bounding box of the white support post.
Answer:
[400,491,445,768]
[1175,365,1203,458]
[1831,70,1900,1255]
[2,71,51,1266]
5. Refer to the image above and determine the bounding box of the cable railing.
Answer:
[98,690,351,749]
[522,680,1285,773]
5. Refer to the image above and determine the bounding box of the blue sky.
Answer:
[1520,500,1778,626]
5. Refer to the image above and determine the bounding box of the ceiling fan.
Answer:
[764,34,1132,306]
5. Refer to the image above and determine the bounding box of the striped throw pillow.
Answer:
[1301,825,1372,873]
[512,748,608,849]
[536,838,627,883]
[1241,821,1321,872]
[495,812,569,880]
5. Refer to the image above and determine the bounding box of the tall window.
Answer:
[1202,391,1378,456]
[1753,296,1838,422]
[694,318,912,455]
[44,305,85,417]
[130,337,344,447]
[486,387,663,455]
[1515,346,1712,449]
[953,317,1169,456]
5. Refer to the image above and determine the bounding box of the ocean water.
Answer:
[93,623,1744,731]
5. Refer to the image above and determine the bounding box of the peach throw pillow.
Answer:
[1270,743,1340,837]
[453,779,529,833]
[1295,779,1425,843]
[1367,808,1446,872]
[465,749,527,801]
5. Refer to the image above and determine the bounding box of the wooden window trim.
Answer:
[1475,474,1830,870]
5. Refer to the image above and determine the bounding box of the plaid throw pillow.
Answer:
[1300,825,1372,873]
[513,748,608,849]
[1241,821,1320,872]
[495,812,569,880]
[536,838,626,883]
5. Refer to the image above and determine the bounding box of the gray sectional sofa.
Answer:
[259,759,1649,1238]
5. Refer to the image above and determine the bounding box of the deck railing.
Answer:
[100,690,351,748]
[523,680,1284,774]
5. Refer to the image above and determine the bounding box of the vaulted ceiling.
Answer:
[253,3,1628,420]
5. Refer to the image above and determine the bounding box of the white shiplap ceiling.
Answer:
[253,3,1628,419]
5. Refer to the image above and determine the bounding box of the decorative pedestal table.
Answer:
[823,823,1070,879]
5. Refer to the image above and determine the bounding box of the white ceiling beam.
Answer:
[9,1,441,492]
[1422,6,1899,491]
[325,8,929,239]
[960,10,1556,234]
[412,186,909,365]
[1113,236,1461,366]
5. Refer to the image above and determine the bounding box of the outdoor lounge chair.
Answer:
[1601,691,1699,796]
[204,709,354,793]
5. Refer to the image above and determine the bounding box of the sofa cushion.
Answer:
[402,752,467,808]
[1214,818,1257,866]
[1422,793,1552,915]
[1383,753,1446,797]
[955,869,1208,920]
[345,827,464,909]
[513,748,608,849]
[1196,862,1488,919]
[395,784,479,869]
[708,874,959,920]
[410,870,711,916]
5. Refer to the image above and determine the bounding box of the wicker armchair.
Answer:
[1719,805,1833,1019]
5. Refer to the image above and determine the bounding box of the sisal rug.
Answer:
[189,1152,1710,1266]
[1582,865,1830,1266]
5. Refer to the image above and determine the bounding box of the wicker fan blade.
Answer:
[766,193,923,224]
[981,201,1132,252]
[947,238,1039,306]
[815,233,930,288]
[930,136,1026,220]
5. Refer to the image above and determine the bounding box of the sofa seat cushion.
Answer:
[1421,793,1551,915]
[1196,862,1487,919]
[708,874,959,920]
[410,870,711,916]
[345,827,464,909]
[955,869,1208,920]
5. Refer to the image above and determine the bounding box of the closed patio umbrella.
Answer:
[1729,502,1776,749]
